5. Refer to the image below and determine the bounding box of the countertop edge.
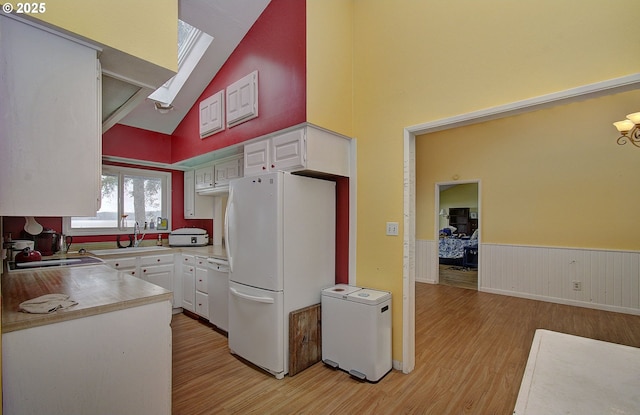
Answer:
[2,292,172,333]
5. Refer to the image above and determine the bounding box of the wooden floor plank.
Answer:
[172,283,640,414]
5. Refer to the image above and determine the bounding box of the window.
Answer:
[64,166,171,236]
[148,19,214,106]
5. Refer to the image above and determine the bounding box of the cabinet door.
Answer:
[195,258,208,294]
[141,263,174,293]
[226,70,258,127]
[199,90,224,138]
[194,166,214,190]
[184,170,195,218]
[195,291,209,319]
[186,169,214,219]
[181,256,195,312]
[0,16,100,216]
[214,157,242,186]
[271,129,305,171]
[244,140,270,176]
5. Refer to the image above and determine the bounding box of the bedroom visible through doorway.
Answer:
[437,182,479,290]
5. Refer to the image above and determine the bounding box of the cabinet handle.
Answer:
[157,258,160,262]
[262,166,266,170]
[143,269,147,273]
[115,263,119,267]
[271,164,275,168]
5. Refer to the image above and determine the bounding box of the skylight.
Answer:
[148,19,214,109]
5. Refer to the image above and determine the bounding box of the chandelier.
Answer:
[613,112,640,147]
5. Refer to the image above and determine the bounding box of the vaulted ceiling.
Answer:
[105,0,271,135]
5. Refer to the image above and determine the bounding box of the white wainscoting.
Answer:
[416,239,438,284]
[416,240,640,315]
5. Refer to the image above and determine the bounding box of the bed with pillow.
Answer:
[439,229,478,267]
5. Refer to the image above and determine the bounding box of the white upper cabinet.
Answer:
[184,170,213,219]
[271,128,306,171]
[226,71,258,127]
[243,125,351,178]
[214,157,243,187]
[194,166,214,191]
[0,15,101,216]
[244,139,270,176]
[199,90,225,138]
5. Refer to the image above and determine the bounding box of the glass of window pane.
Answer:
[71,173,119,229]
[123,175,162,228]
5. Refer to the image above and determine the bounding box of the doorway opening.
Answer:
[436,182,479,290]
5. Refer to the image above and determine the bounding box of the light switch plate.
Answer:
[386,222,399,236]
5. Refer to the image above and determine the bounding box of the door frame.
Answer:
[400,74,639,374]
[434,180,481,285]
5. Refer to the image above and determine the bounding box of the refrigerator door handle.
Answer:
[225,186,233,272]
[230,287,275,304]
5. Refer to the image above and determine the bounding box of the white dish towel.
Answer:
[19,294,78,314]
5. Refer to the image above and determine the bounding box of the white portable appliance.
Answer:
[168,228,209,246]
[321,284,392,382]
[225,171,336,379]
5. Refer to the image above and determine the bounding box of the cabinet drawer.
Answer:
[195,291,209,318]
[140,253,174,266]
[182,255,195,265]
[140,263,174,275]
[195,270,208,293]
[105,257,137,270]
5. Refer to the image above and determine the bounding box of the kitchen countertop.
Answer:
[2,264,172,333]
[79,244,228,260]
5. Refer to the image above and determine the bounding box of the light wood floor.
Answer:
[439,264,478,290]
[172,283,640,414]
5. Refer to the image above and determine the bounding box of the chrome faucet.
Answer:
[133,222,145,247]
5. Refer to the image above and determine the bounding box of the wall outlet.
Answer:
[386,222,399,236]
[572,281,582,291]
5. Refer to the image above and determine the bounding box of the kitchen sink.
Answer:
[88,246,172,256]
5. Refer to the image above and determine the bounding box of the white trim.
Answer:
[402,74,640,375]
[402,129,415,374]
[64,166,172,236]
[434,180,482,285]
[407,73,640,136]
[481,287,640,317]
[349,138,358,285]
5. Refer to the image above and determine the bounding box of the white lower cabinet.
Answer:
[105,257,137,276]
[104,252,228,323]
[195,257,209,318]
[104,253,175,307]
[181,254,196,312]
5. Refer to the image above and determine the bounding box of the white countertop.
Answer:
[514,329,640,414]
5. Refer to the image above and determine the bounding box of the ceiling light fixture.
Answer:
[154,102,174,114]
[613,112,640,148]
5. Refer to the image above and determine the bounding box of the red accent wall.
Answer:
[103,124,173,164]
[335,177,349,283]
[4,0,349,284]
[170,0,306,162]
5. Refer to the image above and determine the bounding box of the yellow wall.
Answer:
[352,0,640,362]
[437,184,478,231]
[29,0,177,72]
[417,90,640,249]
[306,0,353,137]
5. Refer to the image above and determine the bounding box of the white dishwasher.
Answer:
[207,257,229,332]
[321,284,392,382]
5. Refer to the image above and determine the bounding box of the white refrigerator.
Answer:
[225,171,336,379]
